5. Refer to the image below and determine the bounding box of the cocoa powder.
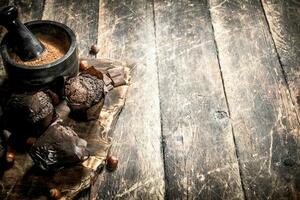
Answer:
[11,35,67,66]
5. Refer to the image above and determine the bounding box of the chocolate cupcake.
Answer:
[4,91,56,143]
[65,73,105,120]
[29,124,88,171]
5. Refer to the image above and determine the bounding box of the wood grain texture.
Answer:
[12,0,44,22]
[42,0,99,57]
[209,0,300,199]
[93,0,165,199]
[154,0,244,199]
[261,0,300,119]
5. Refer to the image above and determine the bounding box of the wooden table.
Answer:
[0,0,300,199]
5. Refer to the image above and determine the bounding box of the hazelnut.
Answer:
[6,152,15,164]
[49,188,61,199]
[79,60,89,71]
[26,137,37,147]
[90,44,100,54]
[106,155,118,171]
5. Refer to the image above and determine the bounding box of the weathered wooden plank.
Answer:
[261,0,300,119]
[12,0,44,22]
[93,0,165,199]
[154,0,244,199]
[42,0,99,57]
[209,0,300,199]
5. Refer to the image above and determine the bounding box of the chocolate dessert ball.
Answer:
[65,73,105,120]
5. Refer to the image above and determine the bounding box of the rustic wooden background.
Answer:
[0,0,300,199]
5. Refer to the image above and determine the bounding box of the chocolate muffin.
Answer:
[4,91,56,142]
[29,124,88,171]
[65,73,105,120]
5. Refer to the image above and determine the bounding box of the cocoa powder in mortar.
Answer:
[10,35,67,66]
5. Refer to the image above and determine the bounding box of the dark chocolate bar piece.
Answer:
[107,67,124,78]
[82,66,104,80]
[103,74,112,86]
[107,67,126,87]
[104,84,114,93]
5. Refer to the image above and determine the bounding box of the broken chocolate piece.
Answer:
[107,67,124,78]
[65,73,105,120]
[104,84,114,93]
[107,67,126,87]
[111,75,126,87]
[103,74,112,86]
[29,124,89,171]
[4,91,55,140]
[81,66,103,80]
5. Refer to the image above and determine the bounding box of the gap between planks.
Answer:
[259,0,300,125]
[207,1,247,199]
[150,1,169,200]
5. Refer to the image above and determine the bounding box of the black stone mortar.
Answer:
[0,20,78,89]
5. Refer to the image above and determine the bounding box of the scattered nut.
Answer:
[90,44,100,54]
[26,137,37,147]
[79,60,89,71]
[106,155,118,171]
[6,152,15,164]
[49,188,61,199]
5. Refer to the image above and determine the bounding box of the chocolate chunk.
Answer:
[103,74,113,86]
[82,66,103,80]
[107,68,126,87]
[29,124,89,171]
[111,75,126,87]
[107,67,124,78]
[104,84,114,93]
